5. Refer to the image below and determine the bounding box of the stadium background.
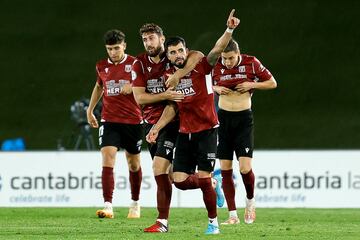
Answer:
[1,0,359,150]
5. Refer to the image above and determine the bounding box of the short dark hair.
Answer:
[139,23,164,36]
[224,38,240,53]
[164,36,186,53]
[103,29,125,45]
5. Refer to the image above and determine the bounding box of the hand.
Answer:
[164,87,184,102]
[227,9,240,29]
[165,74,180,88]
[146,127,159,144]
[235,82,254,93]
[120,83,132,95]
[87,110,99,128]
[213,86,232,95]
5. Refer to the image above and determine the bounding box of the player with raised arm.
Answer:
[212,38,277,224]
[146,9,240,235]
[87,30,143,219]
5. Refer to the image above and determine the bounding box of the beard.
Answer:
[146,45,163,57]
[172,58,186,68]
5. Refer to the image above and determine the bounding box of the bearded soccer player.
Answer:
[146,9,240,235]
[87,30,143,219]
[212,38,277,224]
[132,23,207,233]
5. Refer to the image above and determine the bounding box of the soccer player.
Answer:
[87,29,143,219]
[132,23,205,233]
[212,38,277,224]
[146,9,240,235]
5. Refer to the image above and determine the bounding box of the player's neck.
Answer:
[150,55,162,64]
[112,54,125,65]
[149,50,165,64]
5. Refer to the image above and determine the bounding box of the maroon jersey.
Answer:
[212,54,273,93]
[96,54,142,124]
[165,57,219,133]
[132,53,171,124]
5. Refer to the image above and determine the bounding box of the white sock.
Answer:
[246,198,255,207]
[229,210,238,218]
[104,201,112,210]
[131,200,139,207]
[209,217,219,227]
[157,218,168,226]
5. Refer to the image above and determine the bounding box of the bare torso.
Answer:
[218,91,251,111]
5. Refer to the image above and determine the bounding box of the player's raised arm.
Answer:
[207,9,240,66]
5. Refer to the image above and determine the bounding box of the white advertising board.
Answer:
[0,151,359,208]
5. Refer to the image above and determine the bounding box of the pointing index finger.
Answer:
[228,9,235,18]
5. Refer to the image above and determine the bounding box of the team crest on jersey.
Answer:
[147,67,152,72]
[221,69,225,74]
[238,66,246,72]
[125,65,132,73]
[105,68,109,73]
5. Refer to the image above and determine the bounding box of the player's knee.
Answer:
[173,181,188,190]
[128,164,140,172]
[102,157,116,168]
[240,166,252,174]
[152,158,170,175]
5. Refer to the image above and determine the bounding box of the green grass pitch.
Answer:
[0,208,359,239]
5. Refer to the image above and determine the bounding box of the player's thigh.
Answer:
[154,121,179,163]
[99,122,121,150]
[173,133,195,174]
[217,110,235,160]
[119,123,143,154]
[197,128,217,173]
[153,156,172,175]
[234,111,254,159]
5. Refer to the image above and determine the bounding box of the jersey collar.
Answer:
[221,54,242,68]
[107,54,128,65]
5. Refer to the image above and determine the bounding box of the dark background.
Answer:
[1,0,359,150]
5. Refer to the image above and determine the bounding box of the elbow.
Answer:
[269,78,277,89]
[272,80,277,89]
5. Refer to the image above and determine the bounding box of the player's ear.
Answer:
[123,42,127,50]
[160,35,165,44]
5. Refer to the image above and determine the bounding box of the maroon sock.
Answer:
[174,174,199,190]
[199,177,217,218]
[102,167,114,203]
[155,174,172,219]
[221,169,237,211]
[241,169,255,199]
[129,167,142,201]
